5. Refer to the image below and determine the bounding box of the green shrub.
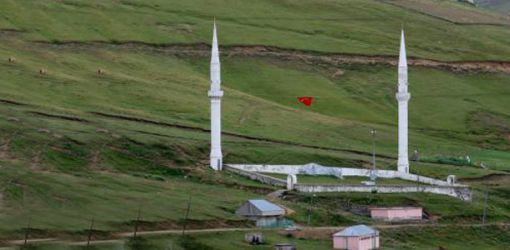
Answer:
[179,235,216,250]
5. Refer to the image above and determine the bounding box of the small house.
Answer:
[236,199,286,227]
[370,207,422,221]
[333,224,379,250]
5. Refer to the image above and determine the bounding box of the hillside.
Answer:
[0,0,509,249]
[475,0,510,14]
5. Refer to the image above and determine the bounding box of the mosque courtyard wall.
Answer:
[226,164,463,187]
[225,164,472,201]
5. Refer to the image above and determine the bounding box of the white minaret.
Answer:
[209,21,223,171]
[396,30,410,174]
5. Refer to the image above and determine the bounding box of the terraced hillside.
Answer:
[0,0,509,248]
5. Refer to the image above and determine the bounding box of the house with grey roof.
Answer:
[333,224,379,250]
[236,199,286,227]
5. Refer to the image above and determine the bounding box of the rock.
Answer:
[37,128,50,133]
[96,128,109,133]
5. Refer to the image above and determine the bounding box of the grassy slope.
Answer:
[476,0,510,14]
[0,0,508,246]
[1,40,509,170]
[0,0,509,60]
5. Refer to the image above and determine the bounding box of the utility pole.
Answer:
[23,217,31,247]
[133,207,141,239]
[87,218,94,248]
[482,185,489,225]
[182,196,192,236]
[370,129,377,181]
[307,194,316,226]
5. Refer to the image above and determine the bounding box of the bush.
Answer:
[126,237,154,250]
[17,245,39,250]
[179,235,216,250]
[433,156,471,166]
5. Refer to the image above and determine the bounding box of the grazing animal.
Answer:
[39,69,47,75]
[97,69,105,75]
[8,57,15,63]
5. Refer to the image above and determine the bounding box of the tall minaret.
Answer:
[209,20,223,171]
[396,30,410,174]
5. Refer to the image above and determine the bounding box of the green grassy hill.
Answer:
[0,0,509,248]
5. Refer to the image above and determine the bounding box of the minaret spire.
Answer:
[211,19,220,89]
[399,30,407,70]
[396,29,410,174]
[209,19,223,171]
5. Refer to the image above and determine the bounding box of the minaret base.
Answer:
[210,155,223,171]
[397,161,409,174]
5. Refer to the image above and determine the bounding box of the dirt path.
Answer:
[36,41,510,74]
[6,228,254,247]
[6,223,509,247]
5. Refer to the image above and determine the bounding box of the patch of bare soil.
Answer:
[459,173,510,183]
[0,28,24,38]
[282,228,335,240]
[0,98,28,106]
[28,111,89,123]
[89,149,102,169]
[30,150,43,170]
[0,138,10,159]
[119,219,250,232]
[36,41,510,74]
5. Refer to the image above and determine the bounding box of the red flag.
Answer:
[297,96,313,106]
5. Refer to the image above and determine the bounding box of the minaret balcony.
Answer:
[208,90,224,98]
[396,92,410,102]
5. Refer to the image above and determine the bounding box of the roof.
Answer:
[370,207,422,211]
[249,199,284,213]
[334,225,378,237]
[236,199,285,217]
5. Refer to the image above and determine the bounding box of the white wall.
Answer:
[225,164,472,201]
[295,184,472,201]
[227,164,464,187]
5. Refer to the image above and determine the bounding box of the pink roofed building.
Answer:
[333,225,379,250]
[370,207,422,221]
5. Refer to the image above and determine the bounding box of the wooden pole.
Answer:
[134,207,141,239]
[182,196,192,236]
[87,218,94,248]
[482,186,489,225]
[23,217,31,247]
[307,194,315,226]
